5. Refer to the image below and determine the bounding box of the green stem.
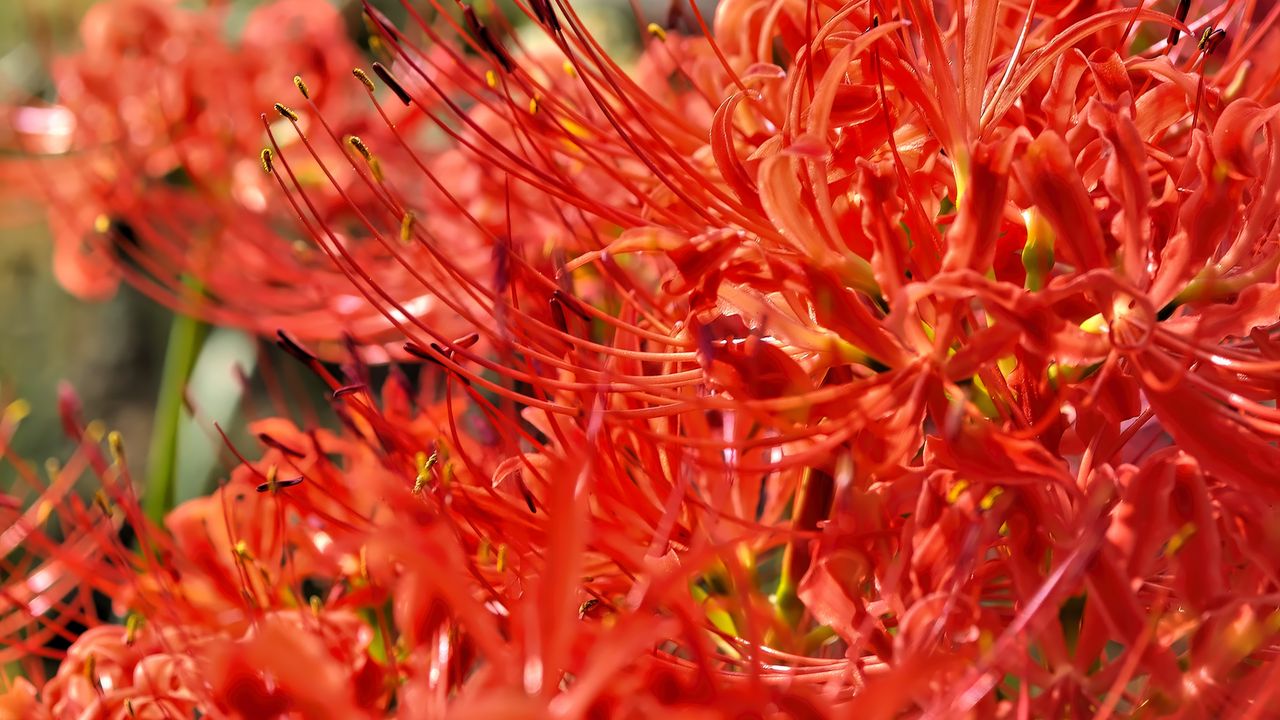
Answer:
[775,467,835,627]
[144,310,207,524]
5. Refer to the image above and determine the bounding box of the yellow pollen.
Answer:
[1165,522,1198,556]
[85,420,106,443]
[562,60,577,77]
[647,22,667,40]
[125,614,142,645]
[559,118,590,138]
[979,486,1005,511]
[528,96,539,114]
[400,212,415,244]
[946,479,970,504]
[94,490,112,515]
[4,398,31,424]
[1224,64,1249,99]
[347,135,371,159]
[496,544,509,573]
[413,450,438,493]
[485,70,498,88]
[293,75,310,99]
[978,629,994,653]
[93,214,111,234]
[1080,313,1108,334]
[260,148,274,174]
[310,595,323,618]
[274,102,299,122]
[35,500,54,526]
[347,136,384,181]
[353,67,375,92]
[108,430,125,465]
[1213,161,1230,183]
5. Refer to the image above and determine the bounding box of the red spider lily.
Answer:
[1,391,138,672]
[5,0,483,355]
[5,349,845,717]
[256,0,1280,712]
[8,0,1280,716]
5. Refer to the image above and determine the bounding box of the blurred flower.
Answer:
[7,0,479,356]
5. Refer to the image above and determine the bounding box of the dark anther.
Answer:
[549,295,569,333]
[462,6,514,73]
[1168,0,1191,46]
[256,477,304,493]
[332,384,367,399]
[405,343,470,385]
[276,330,317,364]
[579,598,603,619]
[257,433,307,458]
[864,356,891,374]
[552,289,590,319]
[1199,27,1227,54]
[529,0,561,31]
[99,216,141,263]
[404,342,444,365]
[493,238,511,293]
[372,62,413,105]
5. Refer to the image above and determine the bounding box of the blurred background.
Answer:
[0,0,661,501]
[1,0,167,470]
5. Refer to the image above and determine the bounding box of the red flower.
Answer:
[257,0,1280,712]
[7,0,1280,716]
[8,0,480,355]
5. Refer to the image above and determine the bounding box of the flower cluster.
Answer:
[5,0,1280,716]
[7,0,481,356]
